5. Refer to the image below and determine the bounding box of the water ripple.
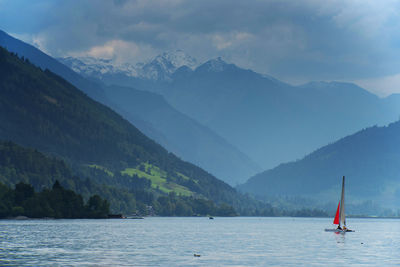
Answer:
[0,217,399,266]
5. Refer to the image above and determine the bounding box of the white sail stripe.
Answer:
[339,176,346,227]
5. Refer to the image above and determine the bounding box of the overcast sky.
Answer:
[1,0,400,96]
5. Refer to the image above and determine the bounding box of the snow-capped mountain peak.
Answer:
[159,50,198,69]
[58,50,198,81]
[58,56,131,79]
[141,50,198,80]
[197,57,230,72]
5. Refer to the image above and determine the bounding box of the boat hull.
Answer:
[324,228,354,233]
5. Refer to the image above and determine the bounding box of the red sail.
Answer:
[333,202,340,225]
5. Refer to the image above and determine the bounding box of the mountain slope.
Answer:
[102,85,260,185]
[0,140,139,214]
[0,140,80,190]
[0,46,245,210]
[0,30,108,104]
[238,120,400,214]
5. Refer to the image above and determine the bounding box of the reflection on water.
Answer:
[334,231,346,243]
[0,217,399,266]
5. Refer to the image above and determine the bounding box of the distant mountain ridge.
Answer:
[161,60,400,170]
[58,50,198,82]
[59,52,400,172]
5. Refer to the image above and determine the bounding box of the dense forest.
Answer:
[0,181,109,219]
[0,140,239,216]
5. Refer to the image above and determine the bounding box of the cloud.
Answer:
[1,0,400,94]
[69,39,156,64]
[212,32,254,50]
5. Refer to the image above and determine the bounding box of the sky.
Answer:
[1,0,400,96]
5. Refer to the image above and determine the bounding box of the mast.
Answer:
[338,176,346,227]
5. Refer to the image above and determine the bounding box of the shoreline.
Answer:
[2,215,400,220]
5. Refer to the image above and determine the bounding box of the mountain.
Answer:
[0,46,252,214]
[162,60,400,170]
[59,56,260,185]
[238,120,400,215]
[58,50,197,82]
[0,30,260,185]
[63,54,400,172]
[383,93,400,117]
[102,85,260,185]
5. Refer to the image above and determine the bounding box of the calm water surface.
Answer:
[0,217,399,266]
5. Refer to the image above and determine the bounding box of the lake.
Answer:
[0,217,399,266]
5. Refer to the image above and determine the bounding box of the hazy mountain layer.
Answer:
[238,121,400,215]
[60,53,400,173]
[163,60,400,170]
[102,85,260,185]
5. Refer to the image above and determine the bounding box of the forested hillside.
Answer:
[0,140,244,216]
[238,121,400,215]
[0,180,110,219]
[0,46,257,215]
[0,140,141,213]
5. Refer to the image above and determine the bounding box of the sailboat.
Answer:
[325,176,354,232]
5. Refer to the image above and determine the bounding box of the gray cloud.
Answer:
[1,0,400,86]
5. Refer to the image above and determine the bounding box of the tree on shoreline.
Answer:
[0,181,109,219]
